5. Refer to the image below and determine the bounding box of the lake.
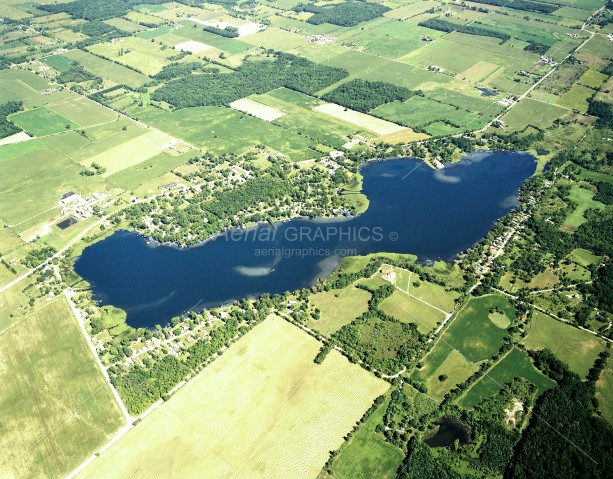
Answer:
[74,151,536,328]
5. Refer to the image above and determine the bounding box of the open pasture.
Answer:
[306,286,371,336]
[0,296,123,479]
[557,84,595,112]
[78,317,388,479]
[241,27,306,50]
[596,357,613,424]
[0,69,72,108]
[523,312,606,377]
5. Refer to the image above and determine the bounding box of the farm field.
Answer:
[306,286,372,336]
[61,49,150,88]
[0,296,123,479]
[314,103,406,136]
[523,312,606,377]
[9,107,78,136]
[78,316,388,479]
[501,98,570,131]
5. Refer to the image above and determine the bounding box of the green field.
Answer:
[460,347,556,408]
[9,107,79,136]
[0,296,123,478]
[444,294,513,363]
[412,341,479,401]
[501,98,570,132]
[331,397,404,479]
[373,96,488,129]
[130,105,319,161]
[62,49,150,88]
[563,183,606,228]
[78,317,388,479]
[307,286,372,336]
[380,289,446,334]
[523,312,606,377]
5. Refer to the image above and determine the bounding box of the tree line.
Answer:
[419,18,510,42]
[466,0,558,14]
[293,1,390,27]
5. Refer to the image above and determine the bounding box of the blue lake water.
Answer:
[74,152,536,328]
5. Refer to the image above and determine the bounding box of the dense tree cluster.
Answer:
[151,52,348,109]
[0,101,23,139]
[523,41,549,55]
[588,99,613,129]
[419,18,510,42]
[202,25,239,38]
[57,63,101,84]
[293,1,390,27]
[74,20,127,39]
[322,79,416,113]
[466,0,558,14]
[508,352,613,478]
[594,181,613,205]
[23,245,56,269]
[38,0,167,21]
[152,62,217,81]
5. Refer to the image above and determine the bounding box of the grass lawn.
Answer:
[9,107,79,136]
[78,317,388,479]
[331,397,404,479]
[459,347,555,408]
[567,248,601,267]
[523,312,606,377]
[0,296,123,478]
[444,294,513,363]
[380,289,446,334]
[307,286,371,336]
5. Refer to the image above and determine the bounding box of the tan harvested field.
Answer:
[174,40,213,54]
[314,103,407,135]
[78,316,388,479]
[0,131,32,145]
[229,97,286,121]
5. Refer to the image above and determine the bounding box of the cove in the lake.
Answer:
[75,152,536,328]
